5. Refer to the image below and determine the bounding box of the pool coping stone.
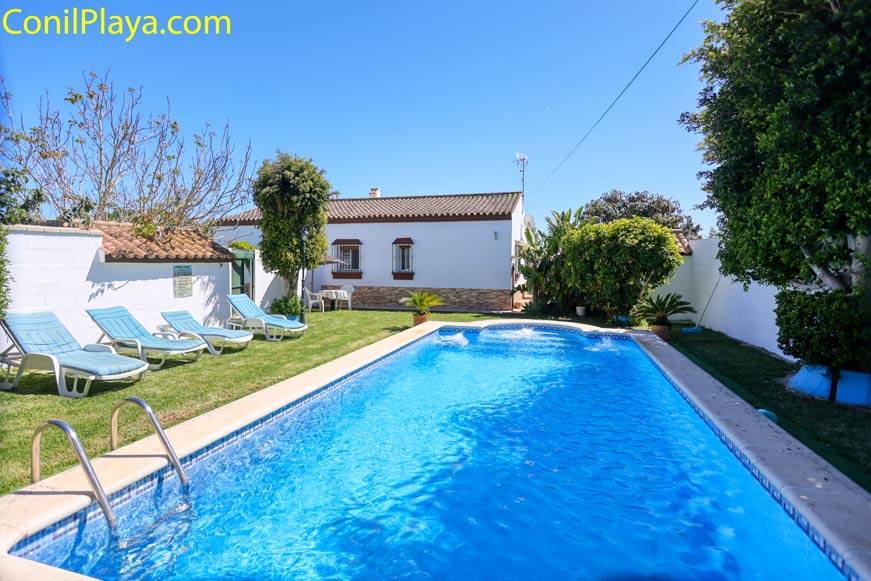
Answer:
[0,319,869,581]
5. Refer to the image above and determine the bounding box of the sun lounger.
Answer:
[86,306,207,370]
[0,311,148,398]
[160,310,253,355]
[226,294,307,341]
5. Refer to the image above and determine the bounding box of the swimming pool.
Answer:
[5,325,856,579]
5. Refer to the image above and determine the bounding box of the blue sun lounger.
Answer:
[226,294,307,341]
[160,310,254,355]
[0,311,148,398]
[86,306,207,370]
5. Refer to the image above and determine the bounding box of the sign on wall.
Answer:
[173,265,193,298]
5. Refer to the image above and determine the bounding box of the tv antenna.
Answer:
[513,153,528,198]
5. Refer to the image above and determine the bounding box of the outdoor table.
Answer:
[320,289,339,310]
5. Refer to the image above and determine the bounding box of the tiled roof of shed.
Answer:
[98,222,235,263]
[220,191,522,225]
[673,229,693,256]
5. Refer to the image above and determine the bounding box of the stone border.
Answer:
[0,320,868,580]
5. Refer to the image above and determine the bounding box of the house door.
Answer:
[231,250,255,299]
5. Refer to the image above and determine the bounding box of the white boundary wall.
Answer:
[657,237,790,359]
[2,225,231,350]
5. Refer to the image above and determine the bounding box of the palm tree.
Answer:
[631,293,696,327]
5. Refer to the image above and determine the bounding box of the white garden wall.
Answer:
[657,237,789,359]
[2,225,231,350]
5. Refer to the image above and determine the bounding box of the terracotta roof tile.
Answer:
[220,192,522,225]
[98,222,235,263]
[673,229,693,256]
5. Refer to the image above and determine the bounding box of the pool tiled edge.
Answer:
[1,320,869,581]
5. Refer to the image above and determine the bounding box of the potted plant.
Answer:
[631,293,696,340]
[400,291,443,325]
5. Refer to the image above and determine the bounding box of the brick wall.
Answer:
[323,285,513,312]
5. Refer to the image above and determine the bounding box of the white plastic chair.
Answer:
[338,285,354,310]
[303,288,325,312]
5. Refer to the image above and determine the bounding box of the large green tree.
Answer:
[579,189,701,238]
[562,217,683,316]
[681,0,871,308]
[253,152,334,295]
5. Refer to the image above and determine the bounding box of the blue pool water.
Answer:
[14,327,843,580]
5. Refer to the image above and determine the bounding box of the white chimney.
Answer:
[369,187,381,198]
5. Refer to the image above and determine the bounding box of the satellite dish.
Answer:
[523,214,536,231]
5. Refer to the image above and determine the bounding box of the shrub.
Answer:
[775,289,871,400]
[631,293,696,327]
[400,291,443,316]
[521,299,561,317]
[562,217,683,317]
[228,240,256,251]
[269,294,302,318]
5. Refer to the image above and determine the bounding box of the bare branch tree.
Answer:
[0,70,252,233]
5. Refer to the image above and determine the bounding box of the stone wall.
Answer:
[322,285,513,312]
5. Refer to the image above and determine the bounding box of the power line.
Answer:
[532,0,701,196]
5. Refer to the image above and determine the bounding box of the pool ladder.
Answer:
[31,397,188,532]
[110,397,188,486]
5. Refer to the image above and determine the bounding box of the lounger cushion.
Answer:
[56,351,146,377]
[5,312,81,355]
[226,295,305,330]
[87,306,206,351]
[261,315,305,330]
[4,312,146,377]
[198,328,253,340]
[114,336,205,352]
[161,311,253,340]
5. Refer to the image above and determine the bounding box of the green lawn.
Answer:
[1,311,869,497]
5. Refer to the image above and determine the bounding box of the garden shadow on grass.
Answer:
[1,375,141,397]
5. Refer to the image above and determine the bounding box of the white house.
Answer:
[215,189,525,312]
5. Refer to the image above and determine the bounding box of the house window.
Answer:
[392,237,414,280]
[332,239,362,279]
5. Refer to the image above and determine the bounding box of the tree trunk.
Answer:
[851,234,871,317]
[828,367,841,403]
[803,251,849,291]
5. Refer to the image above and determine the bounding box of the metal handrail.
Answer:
[110,397,188,485]
[32,420,117,530]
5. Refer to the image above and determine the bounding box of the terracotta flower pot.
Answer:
[651,324,671,341]
[412,314,429,326]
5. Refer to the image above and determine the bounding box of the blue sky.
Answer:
[0,1,722,232]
